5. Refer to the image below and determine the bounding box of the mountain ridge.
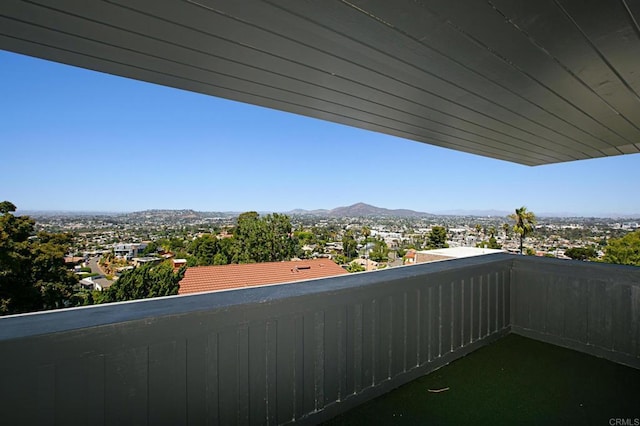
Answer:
[287,202,433,218]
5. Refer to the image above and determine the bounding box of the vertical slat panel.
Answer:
[545,275,565,336]
[632,287,640,360]
[470,277,479,341]
[186,335,207,425]
[376,296,392,381]
[85,354,106,426]
[205,332,220,426]
[55,358,86,424]
[452,280,462,350]
[37,364,55,426]
[419,287,430,364]
[218,329,241,425]
[390,293,405,376]
[345,303,362,396]
[474,275,486,339]
[265,321,277,425]
[462,278,472,344]
[440,282,452,354]
[313,310,325,411]
[612,284,633,355]
[149,339,187,425]
[481,274,489,337]
[587,280,613,348]
[564,278,588,342]
[237,327,250,425]
[491,272,500,332]
[302,313,316,415]
[323,308,339,405]
[406,289,419,369]
[429,285,439,359]
[293,315,305,420]
[360,300,374,388]
[514,271,531,328]
[105,346,148,425]
[503,270,510,327]
[276,318,295,423]
[529,275,547,333]
[248,323,267,425]
[497,272,505,330]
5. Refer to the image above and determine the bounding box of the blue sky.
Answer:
[1,50,638,217]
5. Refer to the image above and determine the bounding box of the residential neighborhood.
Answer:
[42,203,638,295]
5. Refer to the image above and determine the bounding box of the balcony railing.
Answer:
[0,254,638,425]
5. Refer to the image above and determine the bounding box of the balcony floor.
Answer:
[324,334,640,425]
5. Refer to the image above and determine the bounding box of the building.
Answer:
[131,257,162,267]
[414,247,506,264]
[179,258,348,295]
[113,243,148,260]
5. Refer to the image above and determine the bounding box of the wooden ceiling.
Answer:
[2,0,640,165]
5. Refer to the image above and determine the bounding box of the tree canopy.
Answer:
[564,246,597,261]
[600,230,640,266]
[427,226,449,249]
[97,262,185,303]
[233,212,297,263]
[0,202,78,315]
[368,238,389,262]
[342,230,358,260]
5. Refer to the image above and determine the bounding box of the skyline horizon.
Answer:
[14,201,640,219]
[2,50,640,218]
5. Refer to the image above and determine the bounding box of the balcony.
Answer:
[325,334,640,425]
[1,254,638,425]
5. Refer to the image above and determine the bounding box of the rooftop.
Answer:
[179,258,348,294]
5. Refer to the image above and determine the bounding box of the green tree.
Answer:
[477,236,502,249]
[189,234,220,266]
[564,246,597,261]
[141,241,159,255]
[502,223,511,239]
[0,202,78,315]
[509,207,536,255]
[361,226,371,242]
[342,230,358,260]
[263,213,298,262]
[369,239,389,262]
[347,262,365,273]
[600,230,640,266]
[332,254,348,265]
[487,236,501,249]
[233,212,297,263]
[427,226,449,249]
[97,262,185,303]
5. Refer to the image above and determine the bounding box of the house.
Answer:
[131,257,162,267]
[350,258,379,271]
[172,258,188,270]
[113,243,148,260]
[179,258,348,295]
[414,247,505,264]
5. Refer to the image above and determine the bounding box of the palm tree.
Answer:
[508,207,536,255]
[502,223,510,239]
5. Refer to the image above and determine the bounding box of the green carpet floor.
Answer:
[324,334,640,425]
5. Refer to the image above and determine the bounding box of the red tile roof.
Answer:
[179,258,348,295]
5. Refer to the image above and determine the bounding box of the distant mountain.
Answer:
[434,209,511,217]
[288,202,432,218]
